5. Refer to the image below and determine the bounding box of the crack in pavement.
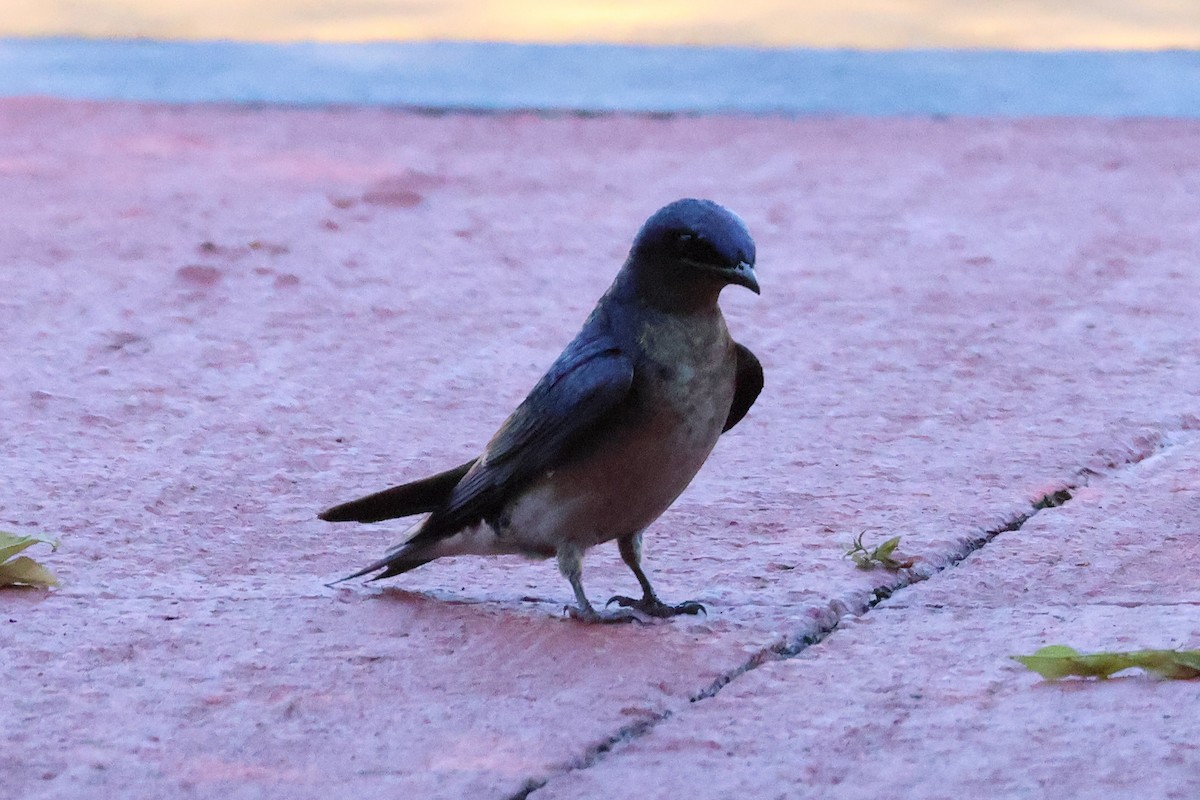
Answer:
[513,427,1185,799]
[882,600,1200,611]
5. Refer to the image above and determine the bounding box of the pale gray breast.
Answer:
[502,307,738,553]
[635,307,736,440]
[616,307,738,513]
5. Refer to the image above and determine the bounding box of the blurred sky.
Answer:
[5,0,1199,48]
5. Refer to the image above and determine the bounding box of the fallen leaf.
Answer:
[1013,645,1200,680]
[845,532,915,571]
[0,556,59,588]
[0,530,59,588]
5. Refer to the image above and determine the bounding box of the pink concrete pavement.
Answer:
[2,100,1198,798]
[538,431,1200,799]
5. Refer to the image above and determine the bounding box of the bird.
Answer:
[320,198,763,623]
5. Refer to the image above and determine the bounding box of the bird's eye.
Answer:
[672,231,721,265]
[672,231,701,255]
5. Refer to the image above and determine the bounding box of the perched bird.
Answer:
[321,198,763,622]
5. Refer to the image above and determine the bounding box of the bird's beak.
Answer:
[727,261,760,295]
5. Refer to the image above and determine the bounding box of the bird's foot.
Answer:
[606,594,707,618]
[565,604,644,624]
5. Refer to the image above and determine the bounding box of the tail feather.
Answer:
[327,543,434,586]
[319,459,476,523]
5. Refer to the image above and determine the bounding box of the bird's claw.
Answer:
[565,604,644,624]
[606,594,707,618]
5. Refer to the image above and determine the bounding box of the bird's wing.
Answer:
[415,332,635,539]
[723,342,763,432]
[318,459,476,523]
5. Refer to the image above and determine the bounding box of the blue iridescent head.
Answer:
[629,199,759,300]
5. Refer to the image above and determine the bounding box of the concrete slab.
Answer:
[535,433,1200,799]
[2,100,1199,797]
[901,432,1200,611]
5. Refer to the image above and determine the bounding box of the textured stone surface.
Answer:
[537,433,1200,799]
[2,100,1199,798]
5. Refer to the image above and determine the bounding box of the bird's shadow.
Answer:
[331,582,700,629]
[351,582,567,618]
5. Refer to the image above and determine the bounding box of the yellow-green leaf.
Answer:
[872,536,901,560]
[1013,645,1200,681]
[845,532,914,571]
[0,530,59,588]
[0,556,60,588]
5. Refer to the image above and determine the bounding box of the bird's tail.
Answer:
[327,538,434,586]
[318,459,475,523]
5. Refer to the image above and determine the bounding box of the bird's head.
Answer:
[626,199,759,309]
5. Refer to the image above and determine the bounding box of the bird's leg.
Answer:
[557,543,639,624]
[607,532,706,617]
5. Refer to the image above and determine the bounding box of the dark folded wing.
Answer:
[413,332,635,541]
[723,342,763,432]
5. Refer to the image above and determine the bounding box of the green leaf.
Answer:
[0,530,59,588]
[0,556,59,588]
[872,536,901,560]
[844,532,914,571]
[1013,645,1200,681]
